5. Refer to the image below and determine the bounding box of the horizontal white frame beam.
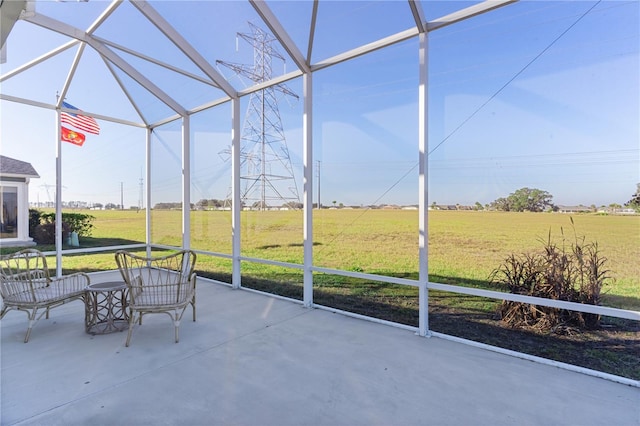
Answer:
[41,243,146,257]
[427,0,518,32]
[188,96,231,116]
[428,282,640,321]
[157,245,640,324]
[243,257,640,322]
[0,94,147,128]
[236,69,303,97]
[312,27,418,72]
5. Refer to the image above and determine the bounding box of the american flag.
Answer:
[61,101,100,135]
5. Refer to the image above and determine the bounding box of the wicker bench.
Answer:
[0,249,90,342]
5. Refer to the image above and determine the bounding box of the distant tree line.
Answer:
[146,184,640,212]
[489,187,554,212]
[196,199,226,209]
[153,202,195,210]
[487,184,640,213]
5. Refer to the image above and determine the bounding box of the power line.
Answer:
[316,1,608,252]
[428,0,603,157]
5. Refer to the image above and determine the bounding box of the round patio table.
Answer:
[84,281,130,335]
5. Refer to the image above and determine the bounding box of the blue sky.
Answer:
[1,0,638,208]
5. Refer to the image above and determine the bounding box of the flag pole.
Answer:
[55,93,63,277]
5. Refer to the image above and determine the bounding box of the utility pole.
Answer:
[120,182,124,210]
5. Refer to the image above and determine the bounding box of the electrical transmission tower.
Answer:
[217,22,301,211]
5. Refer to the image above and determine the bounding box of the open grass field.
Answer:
[4,208,639,379]
[56,208,638,306]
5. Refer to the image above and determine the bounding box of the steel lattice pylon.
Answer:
[217,22,300,211]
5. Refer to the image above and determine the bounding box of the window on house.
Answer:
[0,186,18,239]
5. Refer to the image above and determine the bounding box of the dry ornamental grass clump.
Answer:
[491,218,611,333]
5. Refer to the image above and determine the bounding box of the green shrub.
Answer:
[28,209,41,237]
[28,210,95,244]
[39,212,95,237]
[33,221,70,245]
[490,219,610,332]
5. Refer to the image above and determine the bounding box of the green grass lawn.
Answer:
[14,208,639,308]
[5,208,639,379]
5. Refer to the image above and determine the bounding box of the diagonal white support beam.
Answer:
[95,35,219,87]
[57,42,85,108]
[130,0,237,99]
[1,39,79,82]
[101,58,148,125]
[250,0,310,73]
[408,0,427,33]
[23,13,88,42]
[86,0,122,35]
[427,0,518,32]
[306,0,318,64]
[23,12,186,114]
[87,38,186,114]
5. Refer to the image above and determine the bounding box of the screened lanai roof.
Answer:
[1,0,513,127]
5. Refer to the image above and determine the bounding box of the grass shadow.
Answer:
[256,242,323,250]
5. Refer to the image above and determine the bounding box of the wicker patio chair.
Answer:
[0,249,90,342]
[115,250,197,346]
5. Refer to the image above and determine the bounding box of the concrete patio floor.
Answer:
[2,272,638,426]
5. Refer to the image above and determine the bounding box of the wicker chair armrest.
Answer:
[49,272,91,295]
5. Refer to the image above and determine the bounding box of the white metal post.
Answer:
[146,128,152,258]
[182,114,191,250]
[418,31,430,337]
[303,72,313,307]
[55,109,63,277]
[231,98,241,289]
